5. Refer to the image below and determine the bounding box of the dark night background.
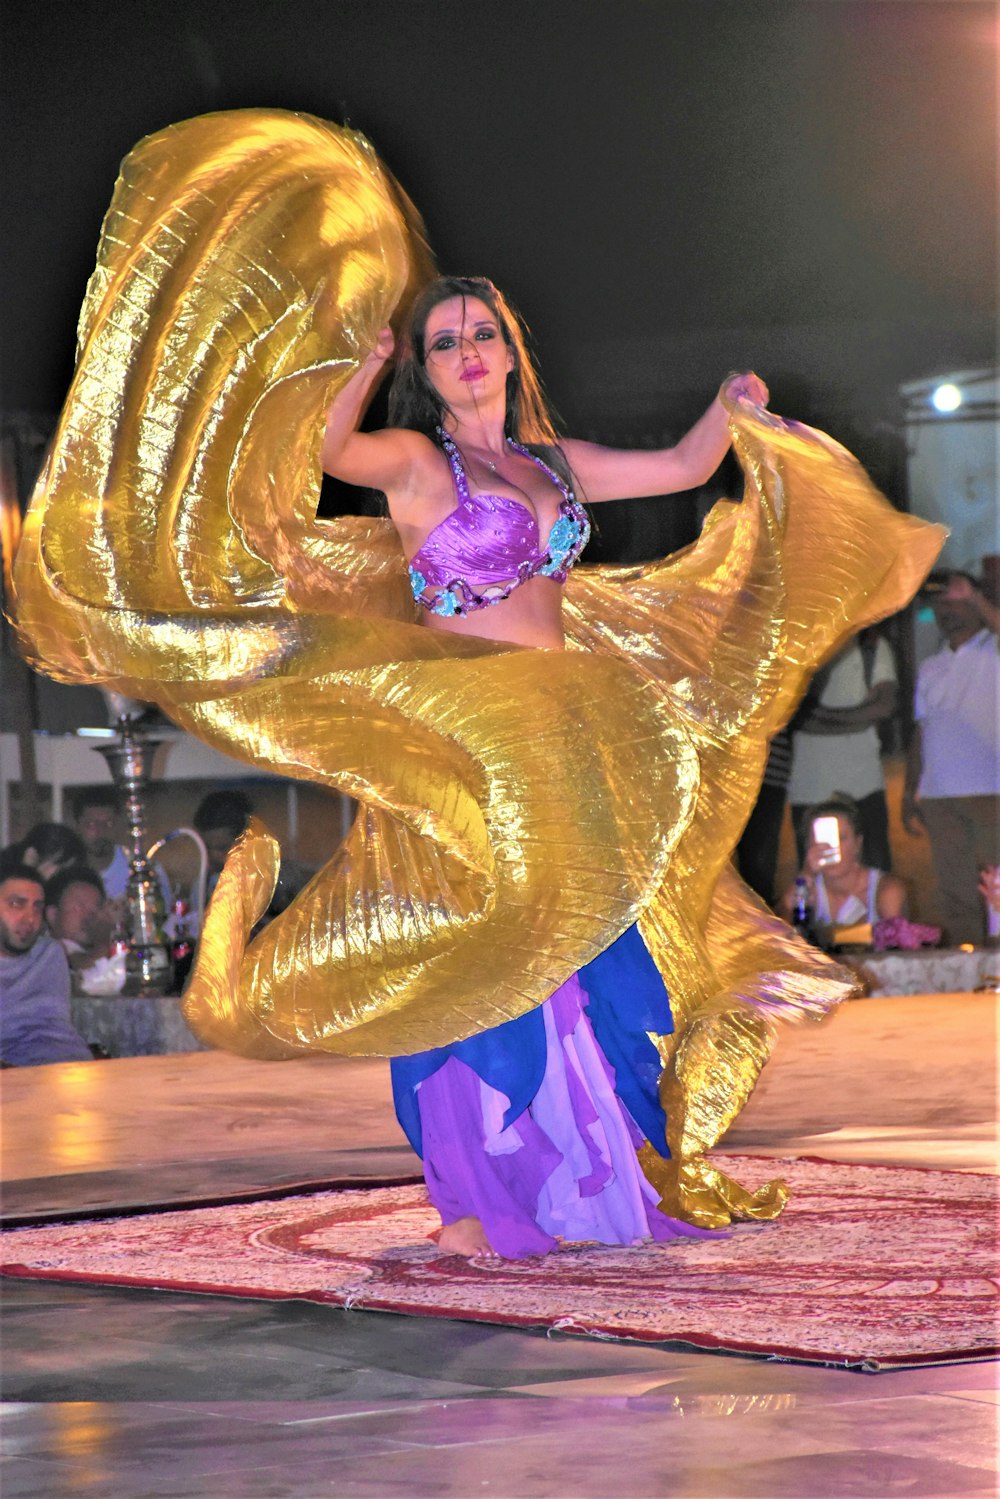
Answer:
[2,0,996,544]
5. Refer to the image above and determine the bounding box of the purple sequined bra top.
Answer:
[408,431,590,617]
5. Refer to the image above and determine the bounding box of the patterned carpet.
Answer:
[2,1155,996,1368]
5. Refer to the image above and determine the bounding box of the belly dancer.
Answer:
[321,275,766,1257]
[11,110,944,1258]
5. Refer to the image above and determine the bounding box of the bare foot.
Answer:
[436,1216,499,1260]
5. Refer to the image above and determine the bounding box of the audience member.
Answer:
[788,631,898,871]
[191,788,308,930]
[70,786,172,911]
[0,866,92,1066]
[903,572,1000,944]
[193,789,254,909]
[778,795,906,937]
[45,866,111,975]
[3,822,88,884]
[979,866,1000,941]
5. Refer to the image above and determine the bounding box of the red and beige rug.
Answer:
[2,1154,997,1368]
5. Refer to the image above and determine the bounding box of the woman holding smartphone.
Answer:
[778,795,906,931]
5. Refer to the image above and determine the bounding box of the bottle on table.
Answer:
[170,898,195,992]
[791,875,817,946]
[108,904,131,958]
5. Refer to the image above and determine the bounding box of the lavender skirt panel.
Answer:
[416,972,716,1258]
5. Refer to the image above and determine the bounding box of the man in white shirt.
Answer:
[788,630,898,871]
[903,573,1000,944]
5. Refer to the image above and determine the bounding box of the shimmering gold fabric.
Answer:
[13,110,945,1225]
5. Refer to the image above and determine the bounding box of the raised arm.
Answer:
[561,372,768,503]
[320,326,427,496]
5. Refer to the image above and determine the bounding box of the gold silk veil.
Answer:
[12,110,945,1227]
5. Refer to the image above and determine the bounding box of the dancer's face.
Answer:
[423,296,513,411]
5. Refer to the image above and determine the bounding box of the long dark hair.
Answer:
[387,276,572,485]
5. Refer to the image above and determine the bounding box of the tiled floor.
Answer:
[2,992,997,1496]
[3,1283,997,1498]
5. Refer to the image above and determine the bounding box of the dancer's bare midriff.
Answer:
[423,572,567,652]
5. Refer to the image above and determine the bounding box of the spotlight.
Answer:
[931,383,962,413]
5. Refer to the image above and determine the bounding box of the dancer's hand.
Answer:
[725,371,769,407]
[368,326,395,364]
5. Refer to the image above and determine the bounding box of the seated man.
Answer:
[0,865,92,1066]
[45,865,111,976]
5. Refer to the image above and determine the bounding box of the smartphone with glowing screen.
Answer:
[812,815,841,866]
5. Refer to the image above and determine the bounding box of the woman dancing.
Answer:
[12,110,944,1261]
[321,275,766,1258]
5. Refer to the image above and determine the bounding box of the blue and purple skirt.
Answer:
[390,925,715,1258]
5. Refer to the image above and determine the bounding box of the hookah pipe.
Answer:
[92,714,209,995]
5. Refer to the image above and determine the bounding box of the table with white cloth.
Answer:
[69,992,209,1058]
[845,946,999,998]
